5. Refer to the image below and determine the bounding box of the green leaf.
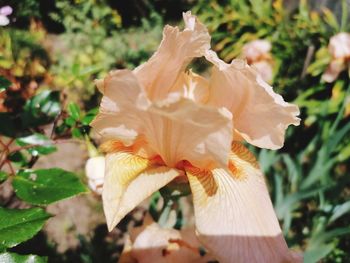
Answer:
[71,127,83,138]
[68,102,81,121]
[0,171,8,183]
[0,76,11,93]
[0,207,51,249]
[0,252,47,263]
[13,169,89,205]
[22,90,61,128]
[329,201,350,223]
[81,108,98,125]
[16,133,56,156]
[304,244,334,263]
[64,116,76,127]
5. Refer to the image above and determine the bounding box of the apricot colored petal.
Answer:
[206,50,300,149]
[92,69,232,169]
[170,70,210,103]
[185,143,302,263]
[91,70,144,145]
[144,96,232,168]
[134,12,210,100]
[103,152,181,231]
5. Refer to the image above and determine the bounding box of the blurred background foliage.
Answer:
[0,0,350,262]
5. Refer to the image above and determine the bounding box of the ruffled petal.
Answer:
[169,70,210,103]
[144,96,232,168]
[134,12,210,101]
[103,152,181,231]
[91,70,144,145]
[205,50,300,149]
[185,142,302,263]
[92,69,233,169]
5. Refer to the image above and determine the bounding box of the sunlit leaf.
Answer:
[0,172,8,183]
[16,133,57,156]
[22,90,61,127]
[0,207,51,249]
[68,102,81,121]
[12,168,89,205]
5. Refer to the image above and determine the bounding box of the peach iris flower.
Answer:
[322,32,350,83]
[91,12,301,263]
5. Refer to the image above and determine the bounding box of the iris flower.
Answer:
[242,39,273,83]
[91,12,301,262]
[322,32,350,83]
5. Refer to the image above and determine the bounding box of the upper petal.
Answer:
[169,70,210,104]
[103,151,181,231]
[205,50,300,149]
[91,70,144,145]
[144,96,232,168]
[134,12,210,101]
[185,142,302,263]
[92,69,233,169]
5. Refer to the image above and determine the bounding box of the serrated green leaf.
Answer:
[0,171,8,183]
[22,91,61,128]
[68,102,81,121]
[0,252,47,263]
[13,169,89,205]
[64,116,76,127]
[0,207,51,249]
[16,133,51,146]
[71,127,83,138]
[81,108,98,125]
[16,134,56,156]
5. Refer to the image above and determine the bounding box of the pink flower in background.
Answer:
[322,32,350,83]
[0,6,13,26]
[242,39,274,83]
